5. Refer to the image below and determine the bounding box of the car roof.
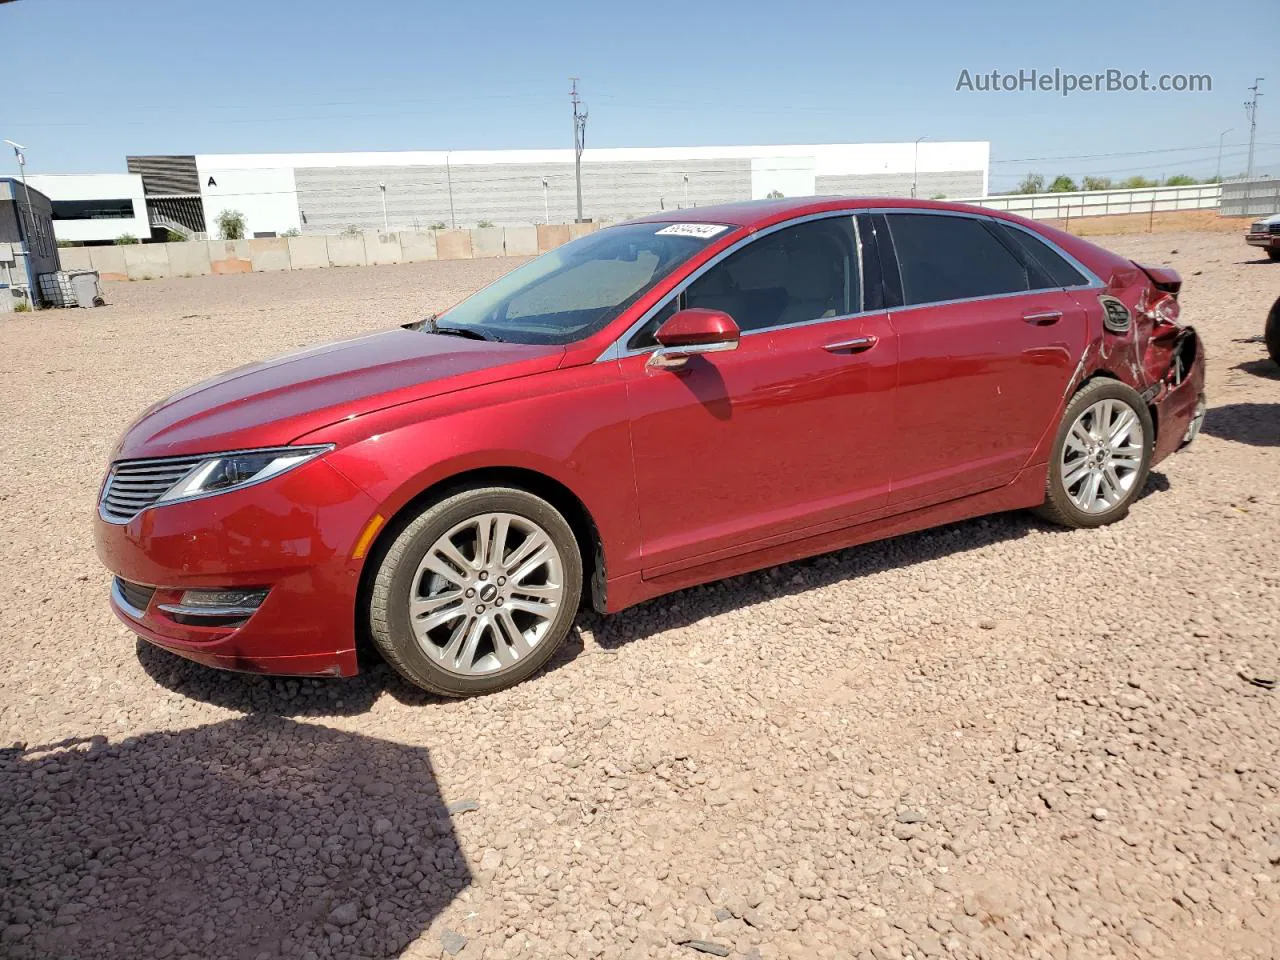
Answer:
[625,196,1004,230]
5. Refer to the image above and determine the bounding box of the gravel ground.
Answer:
[1,234,1277,960]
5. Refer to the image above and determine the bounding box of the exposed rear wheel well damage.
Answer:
[353,467,605,665]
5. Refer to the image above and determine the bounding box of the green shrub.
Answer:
[281,227,301,238]
[476,219,495,229]
[429,221,447,231]
[215,210,246,240]
[115,234,139,245]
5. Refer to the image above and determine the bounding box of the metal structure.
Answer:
[1245,78,1264,181]
[570,78,588,222]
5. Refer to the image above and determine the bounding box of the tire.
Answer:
[1267,250,1280,262]
[1266,296,1280,368]
[369,486,583,697]
[1036,379,1154,529]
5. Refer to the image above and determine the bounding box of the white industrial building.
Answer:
[37,142,991,242]
[24,173,151,244]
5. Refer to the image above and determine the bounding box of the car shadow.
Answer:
[1201,402,1280,447]
[0,717,469,959]
[1231,359,1280,381]
[592,472,1171,649]
[135,624,587,716]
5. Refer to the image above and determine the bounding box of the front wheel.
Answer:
[1267,249,1280,262]
[1037,379,1154,529]
[368,487,582,697]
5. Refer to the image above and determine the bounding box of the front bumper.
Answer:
[94,457,379,678]
[1246,234,1280,250]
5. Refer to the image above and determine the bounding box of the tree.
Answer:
[1016,173,1045,194]
[1164,174,1197,186]
[215,209,246,240]
[1120,176,1156,190]
[766,189,784,199]
[1048,175,1077,193]
[1082,176,1112,191]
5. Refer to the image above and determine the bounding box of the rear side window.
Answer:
[992,222,1090,288]
[886,213,1030,306]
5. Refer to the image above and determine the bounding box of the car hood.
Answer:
[112,330,565,460]
[1255,214,1280,226]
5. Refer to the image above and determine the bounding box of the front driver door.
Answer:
[620,215,898,577]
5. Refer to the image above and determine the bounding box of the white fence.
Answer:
[957,183,1222,221]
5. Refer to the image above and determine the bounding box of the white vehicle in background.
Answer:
[1246,214,1280,262]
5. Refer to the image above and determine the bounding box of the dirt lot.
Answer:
[1,232,1277,960]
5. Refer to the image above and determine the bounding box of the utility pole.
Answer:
[378,182,388,233]
[570,78,588,222]
[1245,78,1263,180]
[1216,128,1233,182]
[541,177,550,224]
[445,154,456,229]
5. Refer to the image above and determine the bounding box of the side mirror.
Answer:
[649,308,740,369]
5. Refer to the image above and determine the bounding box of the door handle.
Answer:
[1022,310,1062,326]
[823,335,878,354]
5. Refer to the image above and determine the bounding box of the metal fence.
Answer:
[956,183,1222,221]
[1219,179,1280,218]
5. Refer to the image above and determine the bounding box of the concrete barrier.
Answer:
[249,237,291,272]
[364,232,404,265]
[568,222,600,240]
[470,227,505,259]
[124,244,171,281]
[436,230,473,260]
[326,235,365,267]
[88,246,128,281]
[287,236,329,269]
[398,231,438,262]
[209,240,251,275]
[56,247,93,271]
[537,224,571,253]
[167,241,212,277]
[503,226,538,257]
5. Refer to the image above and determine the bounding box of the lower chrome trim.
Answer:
[156,603,263,618]
[110,578,148,621]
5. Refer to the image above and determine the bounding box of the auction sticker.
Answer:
[655,223,730,239]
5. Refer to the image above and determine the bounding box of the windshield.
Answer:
[434,222,735,345]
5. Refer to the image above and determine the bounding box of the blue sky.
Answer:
[3,0,1276,191]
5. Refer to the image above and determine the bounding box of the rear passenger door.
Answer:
[878,211,1091,510]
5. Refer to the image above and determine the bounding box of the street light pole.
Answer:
[912,136,929,198]
[1216,129,1233,182]
[682,173,689,209]
[1244,78,1263,181]
[379,182,388,233]
[542,177,549,224]
[4,140,38,253]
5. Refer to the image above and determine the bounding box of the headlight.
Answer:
[157,445,333,503]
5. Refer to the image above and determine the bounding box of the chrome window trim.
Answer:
[595,206,1103,362]
[597,210,866,362]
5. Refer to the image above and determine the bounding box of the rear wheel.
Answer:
[369,487,582,697]
[1037,379,1154,529]
[1267,249,1280,262]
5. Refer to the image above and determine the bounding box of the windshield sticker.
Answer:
[655,223,730,239]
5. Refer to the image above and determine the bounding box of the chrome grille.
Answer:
[100,454,206,523]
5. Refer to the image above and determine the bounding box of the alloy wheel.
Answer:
[408,512,565,676]
[1060,398,1145,514]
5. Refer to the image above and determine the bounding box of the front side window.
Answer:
[435,222,735,345]
[886,213,1031,306]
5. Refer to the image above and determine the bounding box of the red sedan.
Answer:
[95,198,1207,697]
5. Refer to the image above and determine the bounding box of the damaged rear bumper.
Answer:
[1147,327,1206,465]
